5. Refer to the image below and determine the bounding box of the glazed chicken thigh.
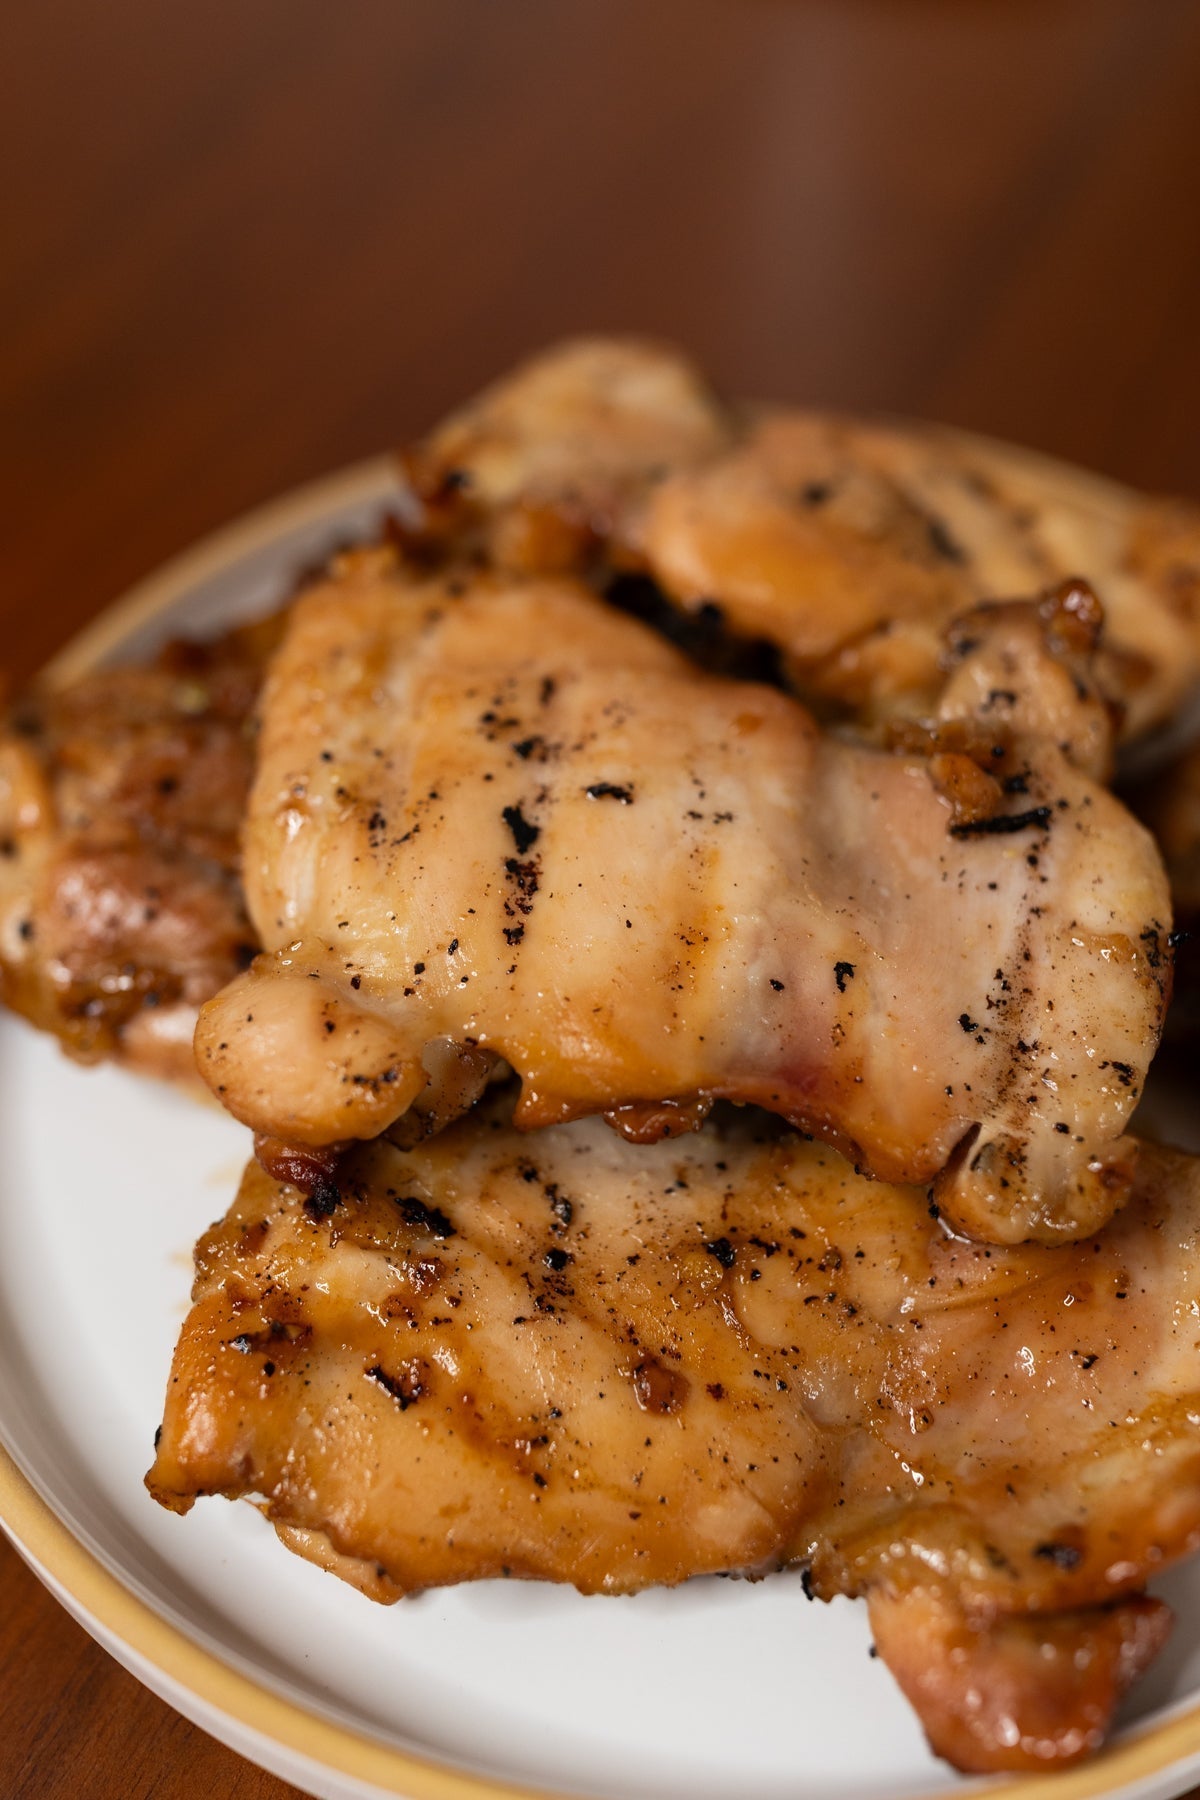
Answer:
[148,1094,1200,1773]
[196,551,1170,1244]
[0,616,278,1080]
[396,334,729,573]
[640,410,1200,738]
[399,337,1200,742]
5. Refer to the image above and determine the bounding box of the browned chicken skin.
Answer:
[397,336,1200,743]
[148,1094,1200,1773]
[396,334,728,574]
[641,410,1200,740]
[197,552,1171,1244]
[0,615,281,1079]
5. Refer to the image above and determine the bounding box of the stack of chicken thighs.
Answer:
[9,340,1200,1775]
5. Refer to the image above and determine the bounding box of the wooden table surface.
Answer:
[4,3,1200,1795]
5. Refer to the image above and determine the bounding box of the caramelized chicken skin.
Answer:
[398,337,1200,742]
[196,552,1170,1243]
[148,1096,1200,1773]
[0,616,280,1079]
[641,411,1200,739]
[396,335,728,574]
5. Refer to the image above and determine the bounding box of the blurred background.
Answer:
[4,2,1200,1793]
[6,0,1200,686]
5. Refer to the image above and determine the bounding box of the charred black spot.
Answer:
[1034,1541,1082,1571]
[950,806,1053,838]
[366,1363,425,1410]
[548,1186,573,1226]
[585,782,634,803]
[396,1196,456,1238]
[502,805,540,855]
[604,572,787,687]
[303,1178,341,1222]
[927,515,965,563]
[504,855,540,915]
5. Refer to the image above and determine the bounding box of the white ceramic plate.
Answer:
[4,458,1200,1800]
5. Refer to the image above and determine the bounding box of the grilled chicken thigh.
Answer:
[398,337,1200,742]
[396,335,728,574]
[148,1095,1200,1773]
[0,617,279,1079]
[196,552,1170,1244]
[641,411,1200,739]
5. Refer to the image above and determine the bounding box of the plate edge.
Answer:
[42,454,400,688]
[0,1442,570,1800]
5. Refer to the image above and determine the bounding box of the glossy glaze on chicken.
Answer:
[0,616,280,1079]
[148,1094,1200,1773]
[396,334,727,573]
[397,337,1200,741]
[196,550,1170,1243]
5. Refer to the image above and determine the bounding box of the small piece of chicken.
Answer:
[196,551,1171,1244]
[0,615,280,1080]
[397,338,1200,743]
[395,335,729,575]
[641,413,1200,740]
[148,1094,1200,1774]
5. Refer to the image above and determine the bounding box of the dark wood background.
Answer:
[4,2,1200,1794]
